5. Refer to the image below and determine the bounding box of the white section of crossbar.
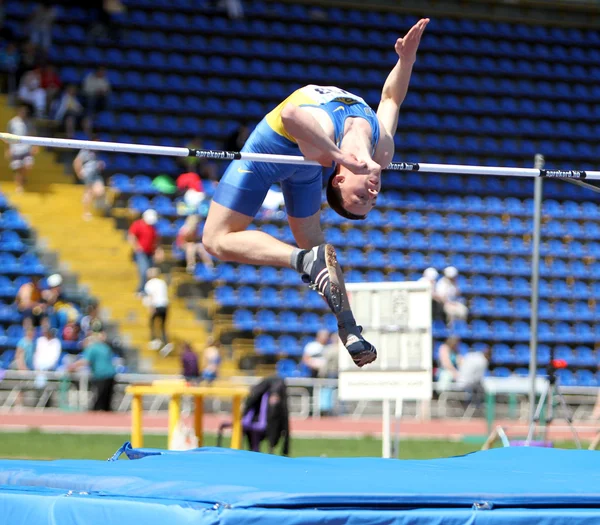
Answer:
[2,133,600,180]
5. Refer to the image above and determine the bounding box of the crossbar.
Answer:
[2,132,599,180]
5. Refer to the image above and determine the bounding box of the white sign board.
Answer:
[338,281,433,402]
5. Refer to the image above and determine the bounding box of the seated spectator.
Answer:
[73,137,106,220]
[436,335,462,393]
[178,136,217,181]
[436,266,469,326]
[201,337,221,383]
[82,66,111,116]
[54,84,91,138]
[418,267,445,322]
[18,70,46,117]
[38,64,62,114]
[0,42,20,91]
[28,4,58,52]
[456,346,490,410]
[143,267,170,353]
[68,332,116,412]
[15,275,47,327]
[176,214,213,274]
[6,104,37,192]
[14,325,36,371]
[80,302,103,336]
[33,326,62,372]
[223,121,250,152]
[183,188,210,216]
[302,329,331,378]
[128,209,164,295]
[181,342,200,383]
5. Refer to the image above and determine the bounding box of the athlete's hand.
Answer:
[395,18,429,64]
[335,151,369,174]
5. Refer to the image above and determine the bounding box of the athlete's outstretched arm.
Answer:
[280,104,367,173]
[377,18,429,136]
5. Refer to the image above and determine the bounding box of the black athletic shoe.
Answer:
[300,244,377,367]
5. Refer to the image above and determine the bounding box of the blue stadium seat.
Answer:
[256,309,277,331]
[258,287,280,308]
[276,358,299,378]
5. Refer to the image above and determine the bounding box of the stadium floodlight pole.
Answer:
[2,133,600,180]
[528,154,545,425]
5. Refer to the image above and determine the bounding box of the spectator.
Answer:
[15,275,47,327]
[143,267,170,352]
[457,346,491,410]
[28,4,58,52]
[176,171,203,194]
[215,0,245,19]
[42,273,63,328]
[73,137,106,220]
[201,336,221,383]
[223,121,250,152]
[14,325,36,371]
[16,41,40,85]
[302,329,330,378]
[436,335,462,393]
[6,104,37,192]
[181,342,200,383]
[178,136,217,181]
[88,0,125,43]
[17,69,46,117]
[33,327,62,372]
[436,266,469,326]
[82,66,111,117]
[419,267,445,322]
[38,64,62,113]
[80,302,103,336]
[128,209,164,295]
[68,332,116,412]
[0,42,20,92]
[176,214,213,274]
[54,84,90,138]
[182,188,210,217]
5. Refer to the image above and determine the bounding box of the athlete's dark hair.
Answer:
[326,169,366,221]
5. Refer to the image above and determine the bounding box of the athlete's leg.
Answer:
[202,201,296,267]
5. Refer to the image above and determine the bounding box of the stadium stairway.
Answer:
[0,98,209,374]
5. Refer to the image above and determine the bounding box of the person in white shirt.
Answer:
[17,70,46,117]
[435,266,469,326]
[82,67,111,116]
[6,104,37,192]
[33,327,62,371]
[302,329,331,378]
[73,141,106,220]
[143,267,170,351]
[418,267,446,322]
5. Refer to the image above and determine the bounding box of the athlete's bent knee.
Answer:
[202,230,226,260]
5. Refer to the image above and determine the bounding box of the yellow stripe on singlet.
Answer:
[265,89,318,143]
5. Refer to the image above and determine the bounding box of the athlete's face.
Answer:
[333,164,381,217]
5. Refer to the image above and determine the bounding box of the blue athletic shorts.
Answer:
[213,119,324,219]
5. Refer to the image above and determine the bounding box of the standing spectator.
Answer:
[178,136,217,181]
[6,104,37,192]
[82,66,111,117]
[176,215,213,274]
[128,209,164,295]
[42,273,63,328]
[302,329,330,378]
[176,171,204,194]
[54,84,90,138]
[68,333,116,412]
[201,336,221,383]
[143,267,170,351]
[419,267,445,322]
[457,346,491,410]
[15,325,36,371]
[17,70,46,117]
[16,41,39,85]
[223,121,250,152]
[181,342,200,383]
[15,274,47,327]
[435,266,469,326]
[38,64,61,113]
[33,327,62,372]
[436,335,462,393]
[73,138,106,220]
[0,42,20,93]
[28,4,58,52]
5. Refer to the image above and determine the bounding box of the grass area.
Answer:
[0,431,584,461]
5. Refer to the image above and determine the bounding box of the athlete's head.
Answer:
[326,162,381,220]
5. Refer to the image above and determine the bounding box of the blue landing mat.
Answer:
[1,446,600,524]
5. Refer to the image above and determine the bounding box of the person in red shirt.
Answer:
[38,64,62,115]
[127,209,164,295]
